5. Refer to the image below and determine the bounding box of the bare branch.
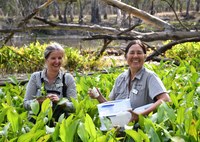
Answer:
[1,0,54,47]
[162,0,189,31]
[100,0,175,31]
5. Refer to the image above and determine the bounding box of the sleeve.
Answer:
[64,73,77,111]
[23,72,39,110]
[109,74,123,100]
[148,73,167,100]
[109,79,118,101]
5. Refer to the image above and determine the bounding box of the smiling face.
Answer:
[125,44,146,71]
[45,50,64,73]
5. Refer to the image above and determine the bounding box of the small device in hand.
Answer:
[91,87,100,98]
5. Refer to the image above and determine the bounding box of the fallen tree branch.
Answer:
[82,31,200,41]
[0,24,120,35]
[101,0,175,31]
[1,24,199,41]
[146,37,200,61]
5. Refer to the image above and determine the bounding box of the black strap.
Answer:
[62,73,67,97]
[40,71,67,97]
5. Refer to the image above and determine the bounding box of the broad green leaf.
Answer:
[137,129,150,142]
[176,107,185,124]
[0,108,9,124]
[171,136,185,142]
[125,129,143,142]
[157,105,165,123]
[85,114,97,139]
[17,132,34,142]
[31,130,46,140]
[6,92,12,106]
[30,100,40,115]
[188,122,197,140]
[7,109,21,133]
[77,122,89,142]
[41,98,51,113]
[60,117,79,142]
[52,123,60,141]
[190,65,196,74]
[58,113,65,123]
[186,90,194,107]
[156,123,172,139]
[184,108,192,134]
[149,128,161,142]
[47,106,53,121]
[17,130,46,142]
[30,120,45,133]
[162,103,176,122]
[170,93,178,108]
[97,135,107,142]
[57,98,68,105]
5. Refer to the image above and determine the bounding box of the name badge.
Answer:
[56,83,63,88]
[131,89,138,95]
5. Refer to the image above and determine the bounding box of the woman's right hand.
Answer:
[88,87,100,99]
[36,96,46,104]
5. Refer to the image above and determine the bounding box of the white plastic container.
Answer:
[109,111,132,127]
[97,99,132,130]
[97,99,132,116]
[97,100,154,130]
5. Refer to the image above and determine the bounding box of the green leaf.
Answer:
[17,132,34,142]
[162,103,176,122]
[17,130,46,142]
[60,116,79,142]
[0,107,9,124]
[7,108,21,133]
[125,129,143,142]
[176,107,185,124]
[41,98,51,113]
[30,100,40,115]
[77,122,89,142]
[57,98,68,105]
[52,123,60,141]
[149,127,161,142]
[85,114,97,139]
[171,136,185,142]
[137,129,150,142]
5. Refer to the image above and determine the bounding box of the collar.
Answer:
[125,67,145,81]
[41,69,63,81]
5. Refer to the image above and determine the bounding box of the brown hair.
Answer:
[44,42,64,59]
[125,40,147,58]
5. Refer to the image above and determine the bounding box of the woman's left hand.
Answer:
[47,93,59,103]
[128,110,139,122]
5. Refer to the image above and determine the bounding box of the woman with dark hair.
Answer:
[88,40,170,122]
[24,42,77,123]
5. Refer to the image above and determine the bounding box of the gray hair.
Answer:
[44,42,64,59]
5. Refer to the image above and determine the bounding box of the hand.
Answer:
[47,93,60,103]
[88,87,100,99]
[128,110,139,122]
[36,96,46,104]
